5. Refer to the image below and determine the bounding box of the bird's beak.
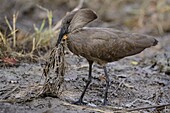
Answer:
[56,25,68,46]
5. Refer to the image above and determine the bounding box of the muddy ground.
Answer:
[0,0,170,113]
[0,34,170,113]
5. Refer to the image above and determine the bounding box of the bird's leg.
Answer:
[102,66,110,105]
[73,61,93,105]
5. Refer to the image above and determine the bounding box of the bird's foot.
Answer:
[102,99,109,106]
[72,100,87,105]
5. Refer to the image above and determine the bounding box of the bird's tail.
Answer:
[131,34,158,48]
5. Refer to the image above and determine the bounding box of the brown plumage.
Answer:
[57,9,158,105]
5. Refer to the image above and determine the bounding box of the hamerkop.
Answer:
[56,9,158,105]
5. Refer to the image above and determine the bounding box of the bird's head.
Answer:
[56,9,97,46]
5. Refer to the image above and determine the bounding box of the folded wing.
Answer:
[67,28,158,64]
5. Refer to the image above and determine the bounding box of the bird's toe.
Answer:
[72,100,87,105]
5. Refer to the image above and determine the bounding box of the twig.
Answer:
[0,99,16,103]
[73,0,84,12]
[125,103,170,112]
[62,101,170,113]
[36,4,48,12]
[105,103,170,113]
[125,98,156,107]
[62,102,114,113]
[52,19,62,32]
[1,85,19,99]
[115,79,125,92]
[0,96,38,104]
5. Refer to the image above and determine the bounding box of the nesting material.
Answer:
[40,42,66,97]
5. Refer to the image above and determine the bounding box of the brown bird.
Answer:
[56,9,158,105]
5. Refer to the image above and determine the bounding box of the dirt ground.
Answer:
[0,0,170,113]
[0,34,170,113]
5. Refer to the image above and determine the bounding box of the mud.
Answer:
[0,0,170,112]
[0,35,169,113]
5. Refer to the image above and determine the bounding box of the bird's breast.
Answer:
[66,35,82,56]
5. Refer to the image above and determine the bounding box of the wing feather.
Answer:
[67,28,157,63]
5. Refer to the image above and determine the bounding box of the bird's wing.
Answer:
[68,28,157,62]
[89,28,157,59]
[82,27,157,47]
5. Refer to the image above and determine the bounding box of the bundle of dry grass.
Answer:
[40,42,66,97]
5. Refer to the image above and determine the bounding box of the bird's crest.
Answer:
[65,9,97,32]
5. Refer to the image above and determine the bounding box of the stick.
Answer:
[72,0,84,12]
[2,85,19,99]
[109,103,170,112]
[62,101,170,113]
[62,102,113,113]
[125,103,170,112]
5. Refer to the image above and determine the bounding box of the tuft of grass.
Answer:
[0,6,57,61]
[30,6,56,57]
[0,31,11,57]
